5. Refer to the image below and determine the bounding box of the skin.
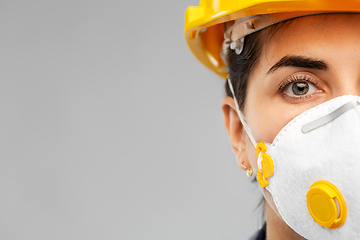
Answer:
[222,14,360,240]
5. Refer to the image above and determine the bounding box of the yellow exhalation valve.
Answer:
[306,180,347,229]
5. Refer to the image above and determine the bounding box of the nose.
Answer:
[331,77,360,98]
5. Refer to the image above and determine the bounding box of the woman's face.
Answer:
[222,13,360,239]
[245,14,360,155]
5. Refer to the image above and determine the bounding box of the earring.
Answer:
[240,162,253,177]
[246,168,253,177]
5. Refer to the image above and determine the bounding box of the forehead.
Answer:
[262,14,360,64]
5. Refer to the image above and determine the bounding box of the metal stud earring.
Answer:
[240,162,253,177]
[246,168,253,177]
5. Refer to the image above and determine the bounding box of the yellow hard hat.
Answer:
[184,0,360,79]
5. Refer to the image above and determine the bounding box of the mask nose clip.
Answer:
[256,142,274,188]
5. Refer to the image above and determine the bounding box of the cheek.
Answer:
[248,110,290,143]
[244,93,293,144]
[245,101,315,144]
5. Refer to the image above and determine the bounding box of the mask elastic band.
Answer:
[227,79,257,147]
[257,151,263,173]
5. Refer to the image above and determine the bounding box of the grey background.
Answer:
[0,0,262,239]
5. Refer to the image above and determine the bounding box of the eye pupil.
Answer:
[292,82,309,95]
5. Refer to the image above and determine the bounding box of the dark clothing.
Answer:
[249,223,266,240]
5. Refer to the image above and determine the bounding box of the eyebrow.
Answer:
[266,55,328,74]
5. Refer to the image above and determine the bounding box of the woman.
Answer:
[185,1,360,239]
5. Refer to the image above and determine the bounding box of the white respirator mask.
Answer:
[229,79,360,240]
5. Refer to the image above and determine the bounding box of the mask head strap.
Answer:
[227,79,257,148]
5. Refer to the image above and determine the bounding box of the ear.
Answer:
[221,96,250,170]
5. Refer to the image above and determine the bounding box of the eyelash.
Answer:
[278,74,317,92]
[278,73,318,96]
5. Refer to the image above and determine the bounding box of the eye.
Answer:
[285,81,318,96]
[279,72,321,100]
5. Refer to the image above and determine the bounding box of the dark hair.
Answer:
[224,20,297,223]
[225,31,264,111]
[225,20,296,110]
